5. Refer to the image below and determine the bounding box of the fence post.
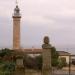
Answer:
[69,55,71,75]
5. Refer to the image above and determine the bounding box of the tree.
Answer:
[0,48,12,58]
[51,47,59,67]
[0,48,15,74]
[23,55,37,69]
[35,55,42,70]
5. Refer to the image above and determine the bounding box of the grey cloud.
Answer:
[0,0,75,54]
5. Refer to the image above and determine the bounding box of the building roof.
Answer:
[57,51,70,56]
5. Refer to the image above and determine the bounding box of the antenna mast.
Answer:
[16,0,18,5]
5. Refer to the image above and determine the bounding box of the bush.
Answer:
[57,58,67,69]
[72,60,75,65]
[35,55,42,70]
[3,62,15,72]
[4,71,11,75]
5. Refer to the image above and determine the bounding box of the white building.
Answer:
[58,51,70,64]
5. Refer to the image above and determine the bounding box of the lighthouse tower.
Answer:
[13,1,21,50]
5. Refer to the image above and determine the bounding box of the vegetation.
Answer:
[72,60,75,65]
[23,46,59,70]
[35,55,42,70]
[57,57,67,69]
[51,47,59,67]
[0,48,15,75]
[0,47,67,72]
[0,48,12,57]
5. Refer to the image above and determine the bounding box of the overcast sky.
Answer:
[0,0,75,54]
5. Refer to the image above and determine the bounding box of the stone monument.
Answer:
[13,3,21,50]
[42,36,52,75]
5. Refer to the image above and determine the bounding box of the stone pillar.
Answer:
[42,36,52,75]
[15,56,25,75]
